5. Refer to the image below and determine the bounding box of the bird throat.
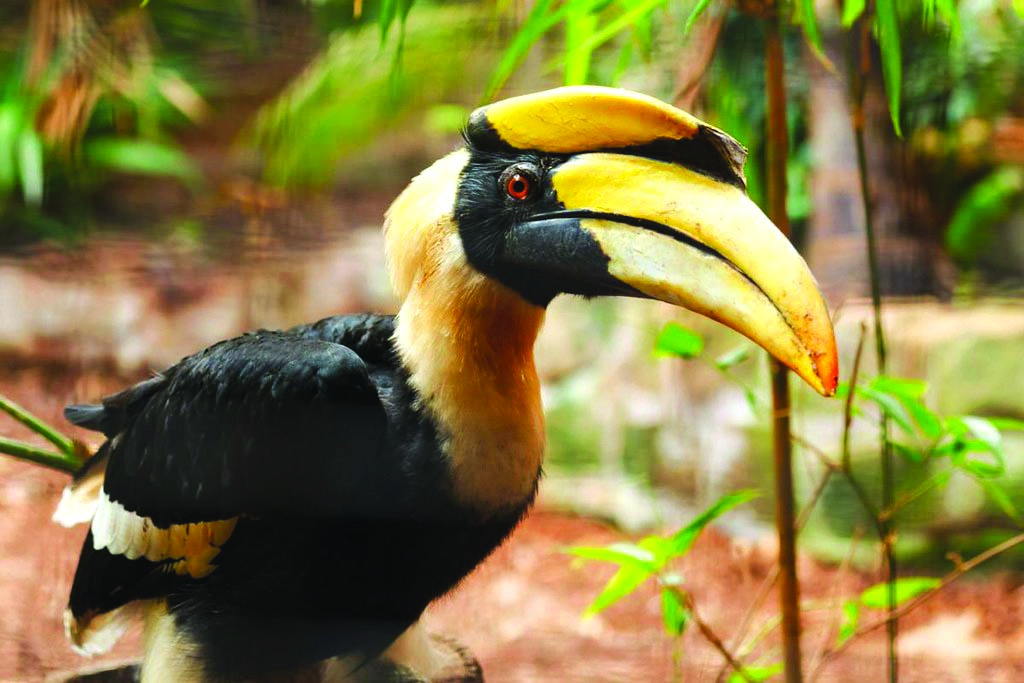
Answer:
[394,245,546,515]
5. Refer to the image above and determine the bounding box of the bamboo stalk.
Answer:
[848,8,898,681]
[763,9,803,683]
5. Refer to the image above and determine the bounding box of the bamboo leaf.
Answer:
[583,563,652,617]
[797,0,825,59]
[565,0,668,61]
[567,542,658,570]
[875,0,903,136]
[684,0,714,34]
[654,322,704,359]
[980,479,1022,524]
[841,0,866,27]
[669,489,758,555]
[564,9,597,85]
[729,663,783,682]
[836,600,860,647]
[17,128,43,206]
[486,0,558,97]
[715,346,750,370]
[660,587,690,636]
[988,417,1024,432]
[84,138,201,186]
[860,577,940,609]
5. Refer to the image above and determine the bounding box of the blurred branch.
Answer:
[0,436,80,474]
[0,393,75,456]
[813,529,1024,676]
[847,7,897,680]
[762,4,802,681]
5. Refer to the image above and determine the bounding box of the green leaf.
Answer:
[875,0,903,136]
[797,0,825,59]
[715,346,750,370]
[1015,0,1024,19]
[669,489,758,556]
[660,587,690,636]
[654,322,704,359]
[684,0,714,34]
[380,0,398,43]
[564,9,597,85]
[84,138,201,186]
[860,577,940,609]
[729,663,784,682]
[868,376,942,439]
[890,441,924,464]
[841,0,866,27]
[836,600,860,647]
[567,542,658,570]
[960,417,1002,452]
[870,376,927,400]
[935,0,960,40]
[564,0,668,63]
[486,0,604,97]
[17,128,43,206]
[583,563,652,617]
[988,417,1024,432]
[945,168,1024,266]
[979,479,1022,524]
[859,386,916,436]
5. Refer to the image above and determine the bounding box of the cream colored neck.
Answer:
[394,240,546,514]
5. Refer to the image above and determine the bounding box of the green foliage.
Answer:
[836,577,940,647]
[729,663,783,683]
[248,4,495,187]
[569,489,757,634]
[875,0,904,137]
[945,167,1024,267]
[837,375,1024,523]
[654,321,704,359]
[0,74,44,206]
[84,138,201,187]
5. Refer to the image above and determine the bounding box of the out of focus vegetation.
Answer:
[0,0,1021,289]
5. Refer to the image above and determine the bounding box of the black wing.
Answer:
[65,316,398,650]
[96,329,388,525]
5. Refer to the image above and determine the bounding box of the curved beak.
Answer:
[506,153,838,396]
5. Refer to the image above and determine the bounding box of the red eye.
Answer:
[506,173,531,200]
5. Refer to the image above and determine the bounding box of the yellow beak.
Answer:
[530,153,838,396]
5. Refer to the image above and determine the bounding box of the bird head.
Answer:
[385,86,837,396]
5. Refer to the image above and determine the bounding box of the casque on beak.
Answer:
[470,86,838,396]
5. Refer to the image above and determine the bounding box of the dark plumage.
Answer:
[67,314,532,677]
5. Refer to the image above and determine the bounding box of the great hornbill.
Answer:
[55,87,838,682]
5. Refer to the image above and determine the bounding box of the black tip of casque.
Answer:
[64,404,106,430]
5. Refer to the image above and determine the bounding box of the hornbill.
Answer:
[55,86,838,682]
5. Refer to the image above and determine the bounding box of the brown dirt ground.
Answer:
[2,366,1024,683]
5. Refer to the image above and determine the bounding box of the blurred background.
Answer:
[0,1,1023,681]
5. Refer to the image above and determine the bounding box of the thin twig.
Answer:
[879,470,952,523]
[847,6,898,679]
[808,526,863,680]
[814,529,1024,674]
[0,393,75,455]
[678,589,756,683]
[791,434,882,531]
[842,323,868,473]
[714,466,834,682]
[0,436,80,474]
